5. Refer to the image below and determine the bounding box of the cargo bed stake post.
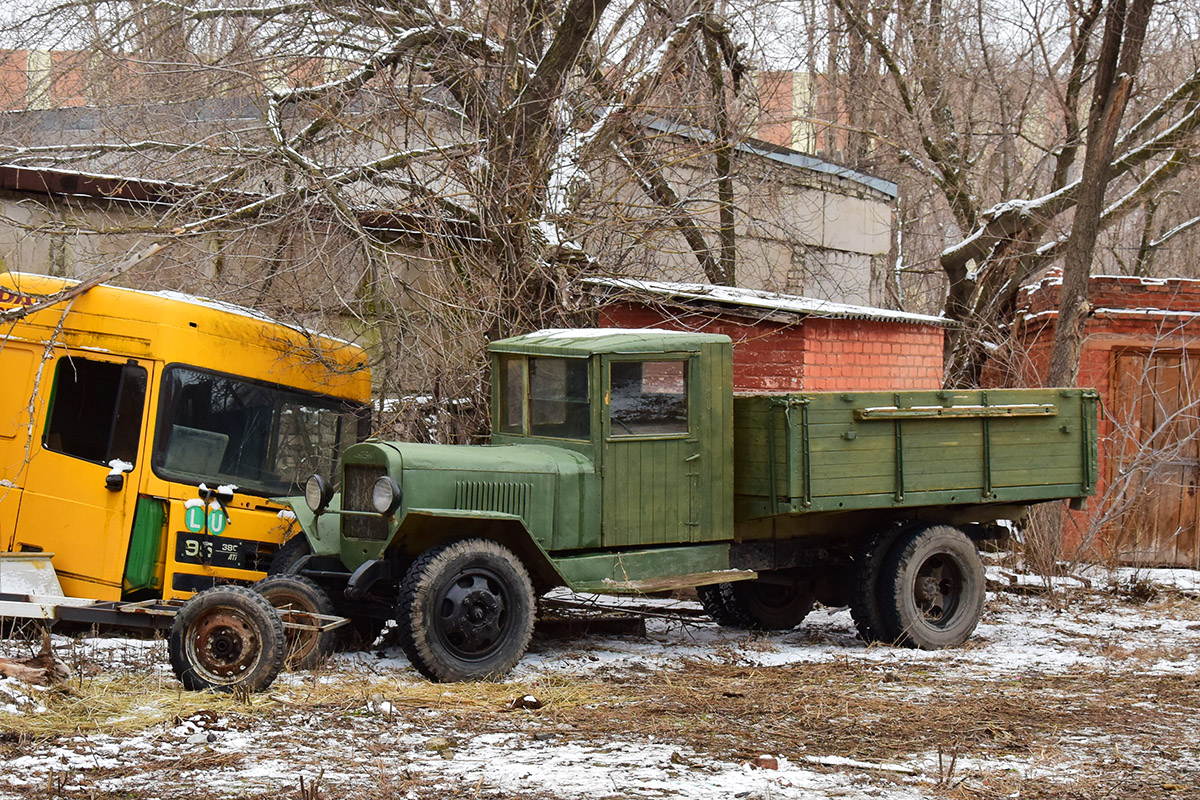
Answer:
[893,393,905,503]
[784,397,811,509]
[981,391,994,500]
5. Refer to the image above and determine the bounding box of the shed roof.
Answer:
[585,277,951,327]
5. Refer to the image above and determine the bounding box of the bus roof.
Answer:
[0,273,371,402]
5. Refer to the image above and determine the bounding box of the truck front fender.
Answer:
[393,509,567,593]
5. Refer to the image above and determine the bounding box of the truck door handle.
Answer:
[685,454,700,462]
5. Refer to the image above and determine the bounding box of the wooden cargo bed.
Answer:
[733,388,1099,521]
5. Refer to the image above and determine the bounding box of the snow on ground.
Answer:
[1,563,1199,799]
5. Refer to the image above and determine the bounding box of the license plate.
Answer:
[175,532,254,570]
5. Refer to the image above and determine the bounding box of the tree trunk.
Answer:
[1047,0,1154,387]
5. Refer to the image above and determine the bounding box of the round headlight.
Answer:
[304,474,333,513]
[371,476,403,516]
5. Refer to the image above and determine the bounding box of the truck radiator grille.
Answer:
[455,481,532,520]
[342,464,389,540]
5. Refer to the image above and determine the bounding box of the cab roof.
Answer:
[489,328,730,356]
[0,272,370,401]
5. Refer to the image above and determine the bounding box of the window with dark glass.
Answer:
[528,357,589,439]
[153,366,369,497]
[44,357,147,465]
[498,355,526,434]
[610,360,688,437]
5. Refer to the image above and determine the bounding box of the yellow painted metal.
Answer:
[0,272,371,602]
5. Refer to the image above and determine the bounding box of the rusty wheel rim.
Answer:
[912,554,964,627]
[185,606,261,684]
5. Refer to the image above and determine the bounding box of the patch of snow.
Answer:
[584,277,949,326]
[106,459,132,476]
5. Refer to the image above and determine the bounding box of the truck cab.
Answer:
[0,273,371,602]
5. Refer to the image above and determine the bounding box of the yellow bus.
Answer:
[0,272,371,602]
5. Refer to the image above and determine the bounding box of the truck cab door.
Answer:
[12,353,152,600]
[600,354,705,546]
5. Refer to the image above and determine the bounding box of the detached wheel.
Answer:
[252,575,336,669]
[878,525,985,649]
[169,586,286,692]
[396,539,535,682]
[698,578,814,630]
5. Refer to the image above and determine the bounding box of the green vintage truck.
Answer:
[272,329,1098,681]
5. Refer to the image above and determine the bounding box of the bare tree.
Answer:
[0,0,759,438]
[822,0,1200,386]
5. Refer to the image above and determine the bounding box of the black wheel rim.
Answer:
[747,582,801,611]
[434,566,511,662]
[911,554,963,627]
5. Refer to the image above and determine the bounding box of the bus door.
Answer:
[14,352,152,600]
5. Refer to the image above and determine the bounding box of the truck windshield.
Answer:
[498,355,590,440]
[152,365,369,497]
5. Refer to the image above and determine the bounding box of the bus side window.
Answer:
[44,358,147,465]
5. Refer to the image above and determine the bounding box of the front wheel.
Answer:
[169,586,286,692]
[396,539,535,682]
[877,525,985,649]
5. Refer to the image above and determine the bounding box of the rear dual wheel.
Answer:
[879,525,985,649]
[850,524,986,649]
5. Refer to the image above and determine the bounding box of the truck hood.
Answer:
[383,441,595,477]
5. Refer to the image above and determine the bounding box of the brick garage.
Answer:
[586,278,948,393]
[1009,271,1200,567]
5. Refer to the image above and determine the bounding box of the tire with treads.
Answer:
[877,525,985,649]
[848,524,913,644]
[696,583,745,626]
[698,579,814,630]
[252,575,336,670]
[396,539,535,682]
[169,586,286,692]
[268,534,310,575]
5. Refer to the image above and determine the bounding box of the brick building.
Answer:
[1011,271,1200,567]
[586,278,948,393]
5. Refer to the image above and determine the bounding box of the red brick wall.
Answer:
[0,50,27,111]
[598,302,945,392]
[1013,272,1200,561]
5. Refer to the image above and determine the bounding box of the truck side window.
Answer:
[529,358,589,439]
[44,358,147,465]
[610,360,688,437]
[498,355,526,434]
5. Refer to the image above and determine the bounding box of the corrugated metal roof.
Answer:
[643,119,898,199]
[585,277,951,327]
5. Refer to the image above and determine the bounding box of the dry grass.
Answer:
[2,589,1200,799]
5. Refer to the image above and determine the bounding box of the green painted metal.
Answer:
[554,543,732,592]
[123,497,166,593]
